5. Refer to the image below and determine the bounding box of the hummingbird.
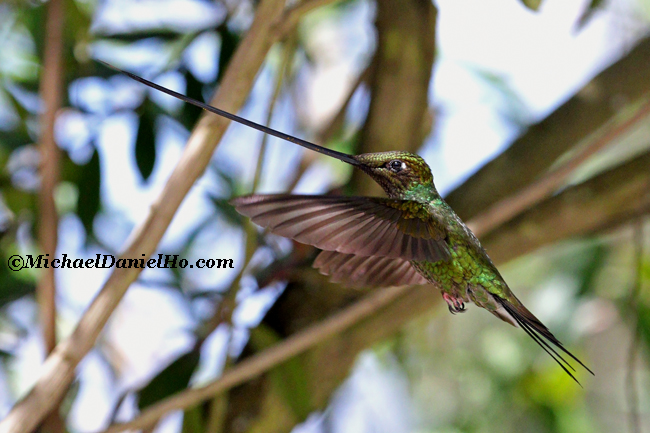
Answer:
[108,63,593,384]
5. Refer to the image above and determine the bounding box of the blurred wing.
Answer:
[230,194,450,262]
[314,250,429,288]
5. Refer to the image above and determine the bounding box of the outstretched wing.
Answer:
[313,250,429,288]
[230,194,451,262]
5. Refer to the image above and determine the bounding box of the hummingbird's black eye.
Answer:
[388,160,406,173]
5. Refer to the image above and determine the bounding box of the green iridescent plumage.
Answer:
[354,153,515,313]
[233,153,592,383]
[114,65,594,385]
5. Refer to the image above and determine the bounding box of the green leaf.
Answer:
[575,0,606,30]
[575,243,608,297]
[0,257,36,306]
[3,187,35,219]
[135,106,157,182]
[18,2,47,63]
[638,301,650,351]
[0,129,31,151]
[209,196,244,227]
[103,30,186,42]
[137,347,201,410]
[76,147,101,236]
[181,69,205,130]
[216,25,241,83]
[520,0,543,11]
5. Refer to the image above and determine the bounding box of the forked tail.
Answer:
[495,297,594,386]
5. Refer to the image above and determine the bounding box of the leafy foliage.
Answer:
[137,347,202,410]
[135,102,157,182]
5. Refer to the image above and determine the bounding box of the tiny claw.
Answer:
[443,293,466,314]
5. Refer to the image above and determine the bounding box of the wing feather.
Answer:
[313,250,429,288]
[231,195,450,262]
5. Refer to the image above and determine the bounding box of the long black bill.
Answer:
[99,61,361,166]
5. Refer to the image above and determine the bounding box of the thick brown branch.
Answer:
[445,36,650,220]
[0,1,286,432]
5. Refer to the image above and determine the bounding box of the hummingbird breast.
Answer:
[410,199,506,312]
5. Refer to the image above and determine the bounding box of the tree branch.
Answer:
[481,149,650,264]
[36,0,66,431]
[445,36,650,220]
[468,96,650,238]
[37,0,64,363]
[101,285,412,433]
[0,1,286,432]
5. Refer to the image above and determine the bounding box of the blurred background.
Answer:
[0,0,649,432]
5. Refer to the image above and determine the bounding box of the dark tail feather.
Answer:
[495,297,594,386]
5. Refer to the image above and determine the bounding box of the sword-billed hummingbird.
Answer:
[108,63,593,384]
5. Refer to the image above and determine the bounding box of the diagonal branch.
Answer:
[272,0,343,39]
[445,36,650,221]
[468,96,650,238]
[101,285,412,433]
[481,149,650,264]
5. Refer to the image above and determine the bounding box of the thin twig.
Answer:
[37,0,63,362]
[36,0,65,431]
[101,284,411,433]
[198,42,293,341]
[252,37,295,192]
[205,388,229,433]
[626,219,644,433]
[468,97,650,239]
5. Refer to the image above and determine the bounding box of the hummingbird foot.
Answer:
[442,293,466,314]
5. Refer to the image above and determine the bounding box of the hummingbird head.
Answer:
[351,151,437,200]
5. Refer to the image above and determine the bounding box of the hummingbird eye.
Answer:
[388,160,406,173]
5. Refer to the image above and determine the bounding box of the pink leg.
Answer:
[442,292,466,314]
